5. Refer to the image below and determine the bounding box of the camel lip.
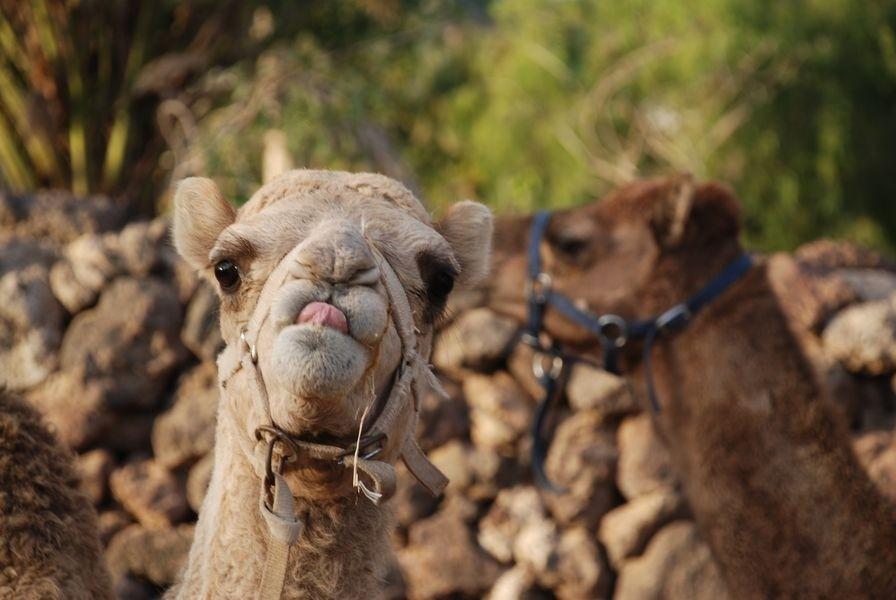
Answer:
[296,301,349,335]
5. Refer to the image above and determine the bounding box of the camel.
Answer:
[0,389,113,600]
[485,174,896,597]
[167,170,492,598]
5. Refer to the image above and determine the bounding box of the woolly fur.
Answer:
[0,390,112,600]
[169,170,492,599]
[487,175,896,597]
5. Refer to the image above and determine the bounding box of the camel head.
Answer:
[488,174,743,351]
[172,170,492,443]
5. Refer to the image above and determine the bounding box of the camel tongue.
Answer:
[297,301,349,334]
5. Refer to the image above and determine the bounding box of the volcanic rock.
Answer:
[617,413,677,499]
[432,308,518,373]
[110,459,189,529]
[615,521,729,599]
[823,298,896,375]
[599,489,688,568]
[544,410,617,527]
[399,504,501,598]
[152,362,218,469]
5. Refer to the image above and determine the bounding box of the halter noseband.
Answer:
[524,210,753,490]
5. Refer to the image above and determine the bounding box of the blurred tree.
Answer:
[720,0,896,249]
[186,0,485,205]
[0,0,264,211]
[192,0,896,250]
[4,0,895,250]
[0,0,406,211]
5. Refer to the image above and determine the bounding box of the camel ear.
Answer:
[171,177,236,271]
[436,200,493,288]
[650,173,697,247]
[650,174,741,248]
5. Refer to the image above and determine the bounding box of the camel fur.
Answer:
[0,389,112,600]
[168,169,492,599]
[486,174,896,598]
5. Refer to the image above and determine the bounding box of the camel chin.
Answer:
[270,324,370,401]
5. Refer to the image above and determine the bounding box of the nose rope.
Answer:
[352,379,381,503]
[215,236,449,600]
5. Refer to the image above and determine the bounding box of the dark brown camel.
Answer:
[485,174,896,598]
[0,389,112,599]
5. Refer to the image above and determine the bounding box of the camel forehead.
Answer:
[238,169,431,225]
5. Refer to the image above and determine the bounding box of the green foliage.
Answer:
[3,0,895,250]
[0,0,281,209]
[719,0,896,250]
[194,0,896,251]
[0,0,409,209]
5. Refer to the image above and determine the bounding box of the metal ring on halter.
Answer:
[255,426,300,498]
[525,272,553,304]
[597,314,628,349]
[339,431,387,461]
[520,331,539,348]
[655,303,692,333]
[532,352,564,381]
[521,330,550,351]
[241,329,258,364]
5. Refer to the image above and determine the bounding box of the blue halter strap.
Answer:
[523,209,753,490]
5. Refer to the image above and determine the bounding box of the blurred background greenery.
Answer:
[1,0,894,251]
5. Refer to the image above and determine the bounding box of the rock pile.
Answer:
[3,192,896,599]
[1,192,208,598]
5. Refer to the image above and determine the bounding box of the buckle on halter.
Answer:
[656,303,691,332]
[525,272,553,304]
[520,332,539,348]
[241,329,258,364]
[255,426,300,503]
[597,314,628,348]
[340,431,387,461]
[532,351,564,381]
[520,330,552,353]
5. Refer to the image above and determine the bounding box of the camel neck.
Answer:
[646,261,896,598]
[168,411,391,600]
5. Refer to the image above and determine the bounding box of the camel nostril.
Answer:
[348,265,380,287]
[289,259,316,281]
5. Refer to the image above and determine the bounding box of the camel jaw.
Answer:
[268,324,371,402]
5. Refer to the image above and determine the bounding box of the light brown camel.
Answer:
[0,389,113,599]
[168,170,492,599]
[486,174,896,598]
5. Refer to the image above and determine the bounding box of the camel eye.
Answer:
[555,235,588,257]
[416,251,457,324]
[214,260,241,292]
[548,225,595,267]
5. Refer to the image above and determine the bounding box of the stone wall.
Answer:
[2,192,895,599]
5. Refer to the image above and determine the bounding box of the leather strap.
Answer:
[364,361,414,444]
[341,455,398,501]
[258,473,304,600]
[401,435,449,496]
[217,343,243,388]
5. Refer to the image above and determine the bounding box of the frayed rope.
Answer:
[352,381,382,504]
